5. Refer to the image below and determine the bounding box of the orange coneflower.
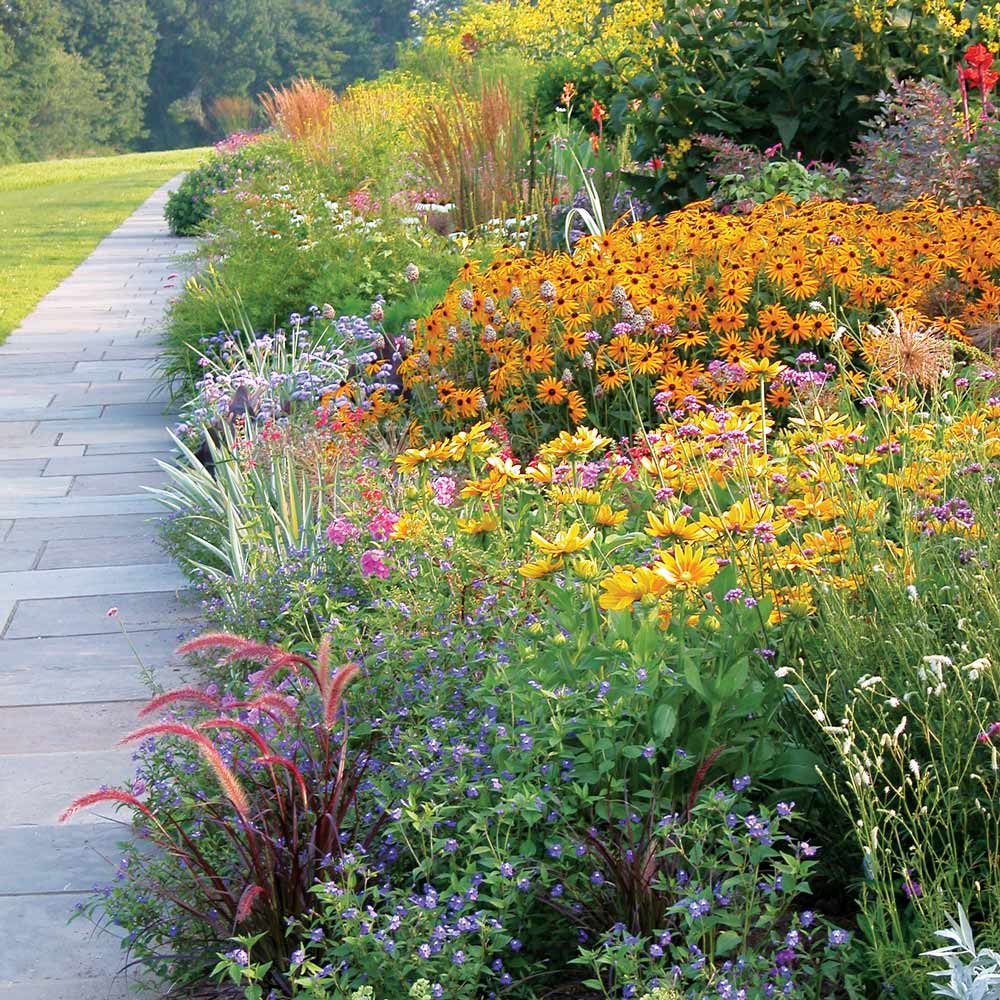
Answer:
[537,376,568,404]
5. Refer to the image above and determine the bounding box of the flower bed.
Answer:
[63,16,1000,1000]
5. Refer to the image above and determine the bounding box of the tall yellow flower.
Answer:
[654,545,718,592]
[645,508,702,541]
[530,522,596,556]
[598,566,664,611]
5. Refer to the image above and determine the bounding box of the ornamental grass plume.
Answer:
[61,632,384,991]
[259,77,335,143]
[862,310,953,388]
[414,80,528,232]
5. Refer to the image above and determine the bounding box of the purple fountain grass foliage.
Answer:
[61,631,385,991]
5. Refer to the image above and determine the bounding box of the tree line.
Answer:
[0,0,427,161]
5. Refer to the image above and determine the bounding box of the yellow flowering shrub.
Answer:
[419,0,663,74]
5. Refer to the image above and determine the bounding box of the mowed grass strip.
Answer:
[0,148,210,342]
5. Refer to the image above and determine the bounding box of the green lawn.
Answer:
[0,148,210,342]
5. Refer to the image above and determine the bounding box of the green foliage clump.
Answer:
[615,0,970,209]
[164,140,272,235]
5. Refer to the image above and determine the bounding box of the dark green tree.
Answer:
[272,0,358,86]
[60,0,158,148]
[0,0,63,161]
[145,0,282,147]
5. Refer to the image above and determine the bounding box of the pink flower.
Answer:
[431,476,457,507]
[360,549,391,580]
[106,607,119,617]
[326,516,359,546]
[367,508,399,541]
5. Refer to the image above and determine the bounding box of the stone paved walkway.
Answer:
[0,179,203,998]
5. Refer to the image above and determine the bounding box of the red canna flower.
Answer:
[961,43,998,96]
[590,99,606,125]
[964,43,995,71]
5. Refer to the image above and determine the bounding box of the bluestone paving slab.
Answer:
[3,589,198,639]
[0,749,136,826]
[0,445,86,461]
[0,824,126,895]
[85,441,177,456]
[0,177,196,997]
[4,513,160,545]
[99,346,163,361]
[0,975,129,1000]
[0,563,186,603]
[0,459,47,475]
[38,425,168,446]
[0,701,144,754]
[69,471,172,496]
[0,477,70,500]
[0,406,103,422]
[42,453,169,477]
[100,402,174,418]
[37,536,171,570]
[53,383,165,406]
[0,895,128,984]
[0,493,162,519]
[0,422,40,440]
[0,542,41,572]
[0,628,187,706]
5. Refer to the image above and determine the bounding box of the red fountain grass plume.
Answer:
[198,718,272,759]
[175,632,249,655]
[235,883,266,924]
[60,788,155,825]
[138,687,221,717]
[235,692,298,720]
[120,722,251,823]
[255,754,309,808]
[323,662,360,732]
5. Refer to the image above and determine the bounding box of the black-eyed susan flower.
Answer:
[654,544,719,591]
[530,522,595,555]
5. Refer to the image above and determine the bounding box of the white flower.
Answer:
[906,584,919,601]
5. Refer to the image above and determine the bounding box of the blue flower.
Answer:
[829,927,850,947]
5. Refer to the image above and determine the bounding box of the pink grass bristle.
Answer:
[255,754,309,808]
[138,687,221,718]
[198,718,272,758]
[235,883,266,923]
[323,662,360,731]
[120,722,252,822]
[175,632,247,656]
[59,789,154,824]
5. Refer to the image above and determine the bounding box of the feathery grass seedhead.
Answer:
[234,692,298,720]
[255,754,309,809]
[59,788,155,824]
[138,687,221,718]
[235,883,266,924]
[197,718,272,759]
[120,722,251,823]
[323,662,360,732]
[176,632,248,656]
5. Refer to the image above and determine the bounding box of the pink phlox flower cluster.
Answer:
[368,508,399,541]
[326,516,361,546]
[360,549,391,580]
